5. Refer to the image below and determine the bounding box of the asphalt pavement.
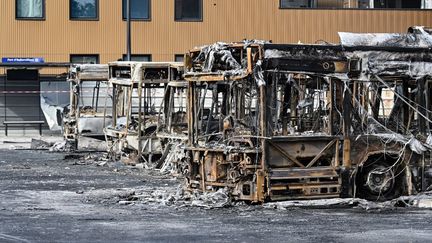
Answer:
[1,148,432,243]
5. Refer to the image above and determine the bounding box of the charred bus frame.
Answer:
[183,29,432,203]
[63,64,110,148]
[104,61,186,165]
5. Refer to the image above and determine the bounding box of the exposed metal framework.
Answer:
[63,64,110,148]
[104,61,187,167]
[182,28,432,202]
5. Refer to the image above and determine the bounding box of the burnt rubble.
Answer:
[56,27,432,204]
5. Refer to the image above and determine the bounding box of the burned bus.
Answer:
[63,64,110,149]
[104,61,187,166]
[183,28,432,203]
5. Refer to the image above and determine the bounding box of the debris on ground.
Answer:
[30,139,53,150]
[265,193,432,211]
[49,141,74,152]
[82,185,232,209]
[83,189,137,205]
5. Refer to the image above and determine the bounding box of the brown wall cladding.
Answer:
[1,0,431,64]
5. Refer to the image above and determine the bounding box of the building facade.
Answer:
[1,0,431,65]
[0,0,431,135]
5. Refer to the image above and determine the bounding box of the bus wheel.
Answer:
[356,159,403,201]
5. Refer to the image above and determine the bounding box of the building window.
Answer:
[175,0,202,21]
[280,0,312,8]
[425,0,432,8]
[122,54,152,62]
[70,0,98,20]
[174,54,184,62]
[70,54,99,64]
[279,0,428,9]
[122,0,151,20]
[373,0,421,9]
[16,0,45,19]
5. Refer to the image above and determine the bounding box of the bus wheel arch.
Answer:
[354,152,406,201]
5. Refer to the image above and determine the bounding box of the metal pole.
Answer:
[126,0,131,61]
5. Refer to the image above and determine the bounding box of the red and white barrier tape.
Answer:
[0,90,97,94]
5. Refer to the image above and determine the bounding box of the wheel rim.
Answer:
[365,165,395,195]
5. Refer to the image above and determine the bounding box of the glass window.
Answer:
[70,0,98,19]
[175,0,202,21]
[371,0,422,8]
[280,0,426,9]
[280,0,312,8]
[70,54,99,64]
[122,0,151,20]
[424,0,432,9]
[122,54,152,62]
[16,0,44,19]
[358,0,372,8]
[175,54,184,62]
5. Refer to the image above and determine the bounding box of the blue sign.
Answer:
[2,57,45,63]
